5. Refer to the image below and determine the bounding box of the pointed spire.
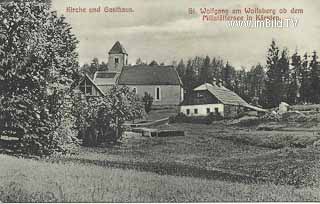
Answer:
[108,41,127,55]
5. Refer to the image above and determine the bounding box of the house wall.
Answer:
[127,85,183,106]
[108,53,127,72]
[180,104,224,116]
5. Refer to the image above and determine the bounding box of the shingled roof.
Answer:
[117,65,182,85]
[193,83,267,112]
[108,41,127,55]
[93,71,120,93]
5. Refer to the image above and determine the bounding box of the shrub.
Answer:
[142,92,153,114]
[72,86,144,146]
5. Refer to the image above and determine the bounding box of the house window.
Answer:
[155,87,161,101]
[186,109,190,115]
[215,108,219,114]
[194,109,198,114]
[207,108,210,113]
[79,80,93,95]
[115,58,119,64]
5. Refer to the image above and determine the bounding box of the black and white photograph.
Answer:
[0,0,319,202]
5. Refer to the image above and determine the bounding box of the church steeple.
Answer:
[108,41,128,72]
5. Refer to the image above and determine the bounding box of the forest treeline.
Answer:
[174,40,319,108]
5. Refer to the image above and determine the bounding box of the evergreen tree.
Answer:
[182,59,197,97]
[223,61,233,90]
[278,48,290,102]
[288,50,302,104]
[176,59,186,80]
[310,51,320,103]
[300,53,312,103]
[136,58,143,65]
[199,56,211,84]
[265,40,281,108]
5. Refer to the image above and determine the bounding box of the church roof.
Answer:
[117,65,182,86]
[108,41,127,55]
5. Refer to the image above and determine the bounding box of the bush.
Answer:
[142,92,153,114]
[72,86,144,146]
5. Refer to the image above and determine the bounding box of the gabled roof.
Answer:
[93,71,120,85]
[93,71,120,93]
[78,74,105,96]
[117,65,182,86]
[193,83,267,112]
[108,41,127,55]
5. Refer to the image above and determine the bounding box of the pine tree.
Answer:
[182,59,197,97]
[265,40,281,108]
[300,53,312,103]
[176,59,186,80]
[223,61,233,90]
[310,51,320,103]
[199,56,211,84]
[288,50,302,104]
[278,48,290,102]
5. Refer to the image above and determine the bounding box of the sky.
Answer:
[52,0,320,69]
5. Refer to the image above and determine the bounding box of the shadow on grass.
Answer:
[48,156,270,185]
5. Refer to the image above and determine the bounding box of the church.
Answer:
[77,41,184,106]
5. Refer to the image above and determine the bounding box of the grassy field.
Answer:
[47,121,320,188]
[1,108,320,202]
[0,154,319,202]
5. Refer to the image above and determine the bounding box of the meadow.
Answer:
[0,154,319,202]
[1,109,320,202]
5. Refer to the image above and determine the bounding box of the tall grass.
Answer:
[0,155,319,202]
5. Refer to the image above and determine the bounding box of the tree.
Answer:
[199,56,211,84]
[74,86,144,146]
[149,60,159,66]
[182,59,197,97]
[176,59,186,80]
[0,0,79,155]
[310,51,320,103]
[300,53,312,103]
[288,50,302,104]
[223,61,234,90]
[265,40,281,108]
[99,61,108,71]
[136,58,143,65]
[278,48,290,102]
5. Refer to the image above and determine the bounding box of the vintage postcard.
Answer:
[0,0,319,202]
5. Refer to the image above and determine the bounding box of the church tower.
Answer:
[108,41,128,73]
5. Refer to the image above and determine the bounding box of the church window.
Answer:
[155,87,161,101]
[115,57,119,64]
